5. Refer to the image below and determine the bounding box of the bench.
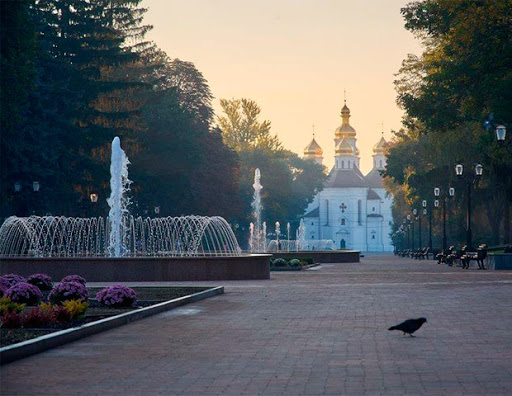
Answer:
[417,247,431,260]
[461,244,488,270]
[436,246,455,265]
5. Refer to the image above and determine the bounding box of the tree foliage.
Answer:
[217,98,282,153]
[217,98,326,246]
[386,0,512,246]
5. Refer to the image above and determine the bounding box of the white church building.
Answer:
[302,102,393,252]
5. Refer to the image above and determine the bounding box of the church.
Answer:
[302,102,393,252]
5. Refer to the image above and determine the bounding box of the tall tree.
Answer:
[217,98,326,241]
[217,98,282,153]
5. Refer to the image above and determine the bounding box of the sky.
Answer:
[143,0,422,174]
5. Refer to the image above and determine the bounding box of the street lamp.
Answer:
[89,193,98,203]
[407,214,415,250]
[456,163,483,251]
[434,186,455,253]
[422,200,432,251]
[496,125,507,142]
[413,208,422,249]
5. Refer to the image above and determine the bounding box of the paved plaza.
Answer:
[2,255,512,395]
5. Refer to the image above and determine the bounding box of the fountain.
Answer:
[266,218,335,252]
[287,222,290,252]
[297,219,306,251]
[108,136,131,257]
[0,137,270,281]
[249,169,265,252]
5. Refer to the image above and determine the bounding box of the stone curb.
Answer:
[0,286,224,365]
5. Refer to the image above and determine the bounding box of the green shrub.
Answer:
[272,258,287,267]
[289,259,301,267]
[303,258,314,264]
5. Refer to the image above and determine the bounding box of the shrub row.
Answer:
[270,257,313,268]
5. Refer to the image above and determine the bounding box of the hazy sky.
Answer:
[143,0,422,173]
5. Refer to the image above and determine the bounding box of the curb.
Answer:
[0,286,224,365]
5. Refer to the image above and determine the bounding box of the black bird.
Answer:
[388,317,427,337]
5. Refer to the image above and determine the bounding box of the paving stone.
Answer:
[2,255,512,395]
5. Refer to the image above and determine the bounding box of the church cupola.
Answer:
[303,136,323,166]
[335,138,356,169]
[372,133,387,169]
[334,101,356,142]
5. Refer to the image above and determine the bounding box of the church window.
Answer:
[342,160,344,169]
[380,160,383,168]
[357,200,362,225]
[311,222,314,226]
[372,207,375,212]
[341,218,345,225]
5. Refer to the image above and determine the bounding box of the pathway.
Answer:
[2,255,512,395]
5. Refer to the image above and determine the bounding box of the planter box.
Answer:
[489,254,512,270]
[0,286,223,365]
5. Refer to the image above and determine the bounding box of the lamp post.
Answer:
[13,181,41,215]
[455,163,483,251]
[434,187,455,252]
[413,208,422,249]
[423,200,432,252]
[407,214,415,250]
[89,193,98,218]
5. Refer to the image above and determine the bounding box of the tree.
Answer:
[217,98,282,152]
[153,54,214,126]
[387,0,512,245]
[398,0,512,129]
[131,63,242,220]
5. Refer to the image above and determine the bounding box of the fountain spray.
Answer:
[107,137,131,257]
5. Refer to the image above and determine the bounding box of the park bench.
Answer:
[436,246,455,264]
[461,244,488,270]
[398,249,410,257]
[417,247,431,260]
[448,246,467,267]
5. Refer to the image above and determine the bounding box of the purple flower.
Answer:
[27,273,54,291]
[5,282,43,305]
[0,274,27,287]
[61,275,86,285]
[49,281,89,304]
[0,277,11,297]
[96,285,137,308]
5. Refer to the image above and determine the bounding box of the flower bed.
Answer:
[1,286,213,348]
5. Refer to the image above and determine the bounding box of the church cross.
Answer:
[339,203,347,213]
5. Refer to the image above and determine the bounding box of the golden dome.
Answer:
[304,137,323,156]
[334,101,356,138]
[373,136,387,154]
[335,138,353,155]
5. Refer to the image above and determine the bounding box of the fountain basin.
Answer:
[271,250,360,263]
[0,254,271,282]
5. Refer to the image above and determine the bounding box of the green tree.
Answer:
[388,0,512,245]
[217,98,282,152]
[132,59,241,219]
[217,98,326,243]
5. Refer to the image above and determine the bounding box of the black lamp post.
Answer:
[434,187,455,252]
[413,208,422,249]
[455,163,483,251]
[89,193,98,218]
[423,200,432,252]
[407,214,415,250]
